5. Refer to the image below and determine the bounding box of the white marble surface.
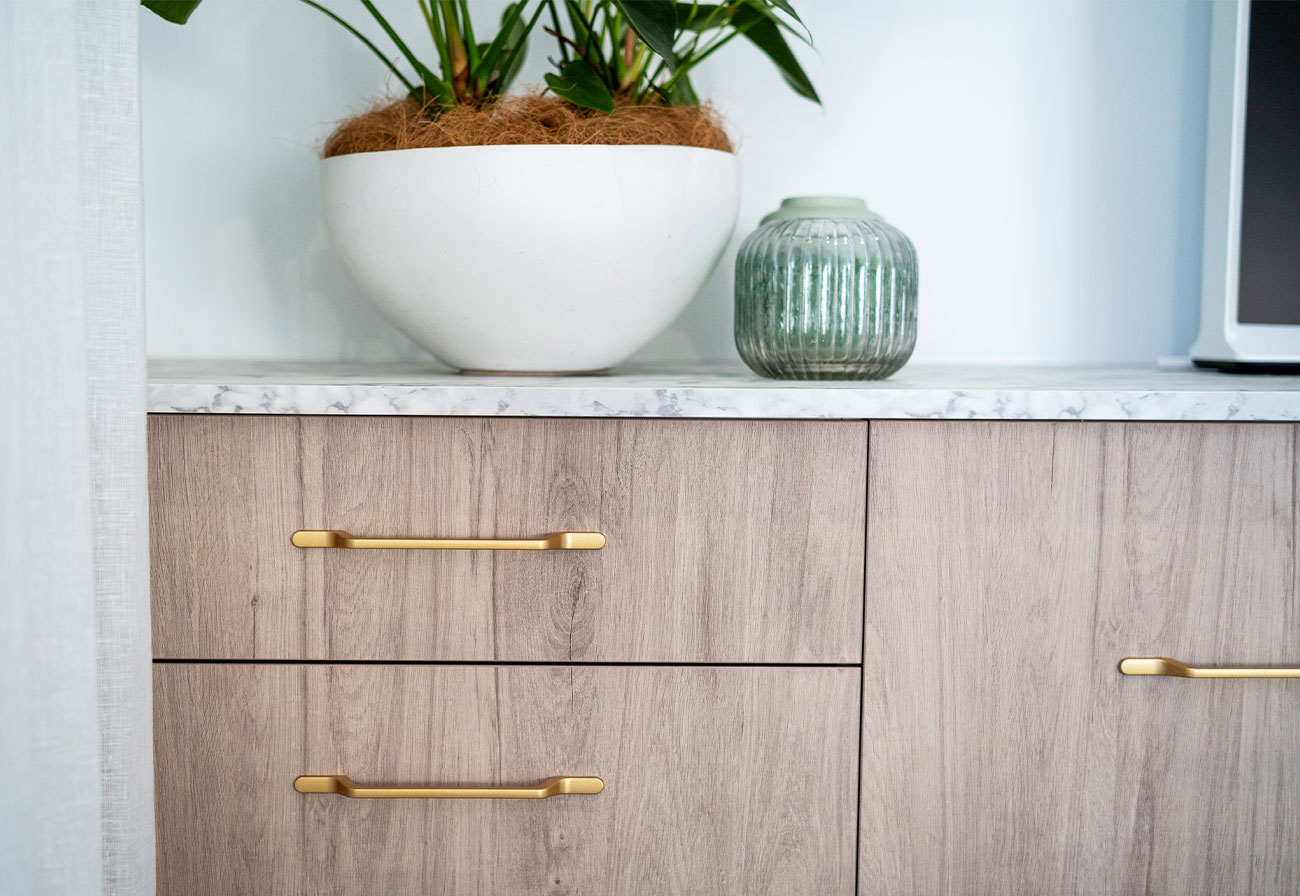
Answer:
[147,360,1300,421]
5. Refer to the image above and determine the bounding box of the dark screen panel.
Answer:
[1238,0,1300,325]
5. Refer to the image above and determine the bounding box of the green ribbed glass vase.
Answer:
[734,196,918,380]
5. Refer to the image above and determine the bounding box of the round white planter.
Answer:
[321,144,741,373]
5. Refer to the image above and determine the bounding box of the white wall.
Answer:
[142,0,1212,366]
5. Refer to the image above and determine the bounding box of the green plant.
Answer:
[300,1,543,110]
[141,0,203,23]
[142,0,818,116]
[143,0,542,112]
[541,0,818,112]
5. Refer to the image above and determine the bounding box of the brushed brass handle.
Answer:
[294,774,604,799]
[1120,657,1300,679]
[291,529,605,551]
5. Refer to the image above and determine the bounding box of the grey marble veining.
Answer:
[147,360,1300,421]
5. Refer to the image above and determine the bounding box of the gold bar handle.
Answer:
[294,774,604,799]
[291,529,605,551]
[1120,657,1300,679]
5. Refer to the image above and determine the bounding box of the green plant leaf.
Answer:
[563,0,595,61]
[497,2,542,91]
[357,0,444,94]
[739,0,813,46]
[675,3,728,32]
[612,0,677,69]
[458,0,480,72]
[141,0,203,24]
[731,3,818,102]
[297,0,423,96]
[768,0,801,23]
[545,59,615,112]
[418,0,454,86]
[473,0,535,92]
[409,81,457,110]
[665,72,699,105]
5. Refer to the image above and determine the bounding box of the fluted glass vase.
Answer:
[734,196,917,380]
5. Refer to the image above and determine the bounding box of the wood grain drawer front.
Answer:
[148,416,866,662]
[154,663,859,896]
[861,422,1300,896]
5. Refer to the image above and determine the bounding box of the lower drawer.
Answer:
[154,663,859,895]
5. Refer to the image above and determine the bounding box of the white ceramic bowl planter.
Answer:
[321,144,741,374]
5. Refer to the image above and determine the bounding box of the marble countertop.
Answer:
[146,360,1300,421]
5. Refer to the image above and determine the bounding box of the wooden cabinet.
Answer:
[148,416,866,663]
[150,413,1300,894]
[861,422,1300,895]
[154,663,859,896]
[149,414,865,896]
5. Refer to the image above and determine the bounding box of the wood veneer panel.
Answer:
[149,416,866,662]
[148,415,303,659]
[154,663,859,896]
[861,421,1300,895]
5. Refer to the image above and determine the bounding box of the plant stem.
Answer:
[438,0,469,98]
[660,29,738,93]
[417,0,436,46]
[296,0,417,94]
[580,0,604,83]
[419,0,453,88]
[621,20,635,68]
[457,0,480,75]
[564,0,611,87]
[544,25,593,64]
[545,0,569,63]
[619,33,645,93]
[658,7,765,97]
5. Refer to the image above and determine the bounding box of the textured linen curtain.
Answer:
[0,1,155,894]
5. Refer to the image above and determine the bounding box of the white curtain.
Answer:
[0,1,155,894]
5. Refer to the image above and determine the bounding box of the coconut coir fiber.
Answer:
[322,94,734,158]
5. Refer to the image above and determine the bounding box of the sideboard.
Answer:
[147,362,1300,895]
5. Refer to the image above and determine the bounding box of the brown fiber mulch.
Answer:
[322,93,734,157]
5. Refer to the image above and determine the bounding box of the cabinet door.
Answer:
[861,422,1300,895]
[155,663,859,896]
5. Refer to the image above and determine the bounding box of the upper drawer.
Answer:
[149,415,866,662]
